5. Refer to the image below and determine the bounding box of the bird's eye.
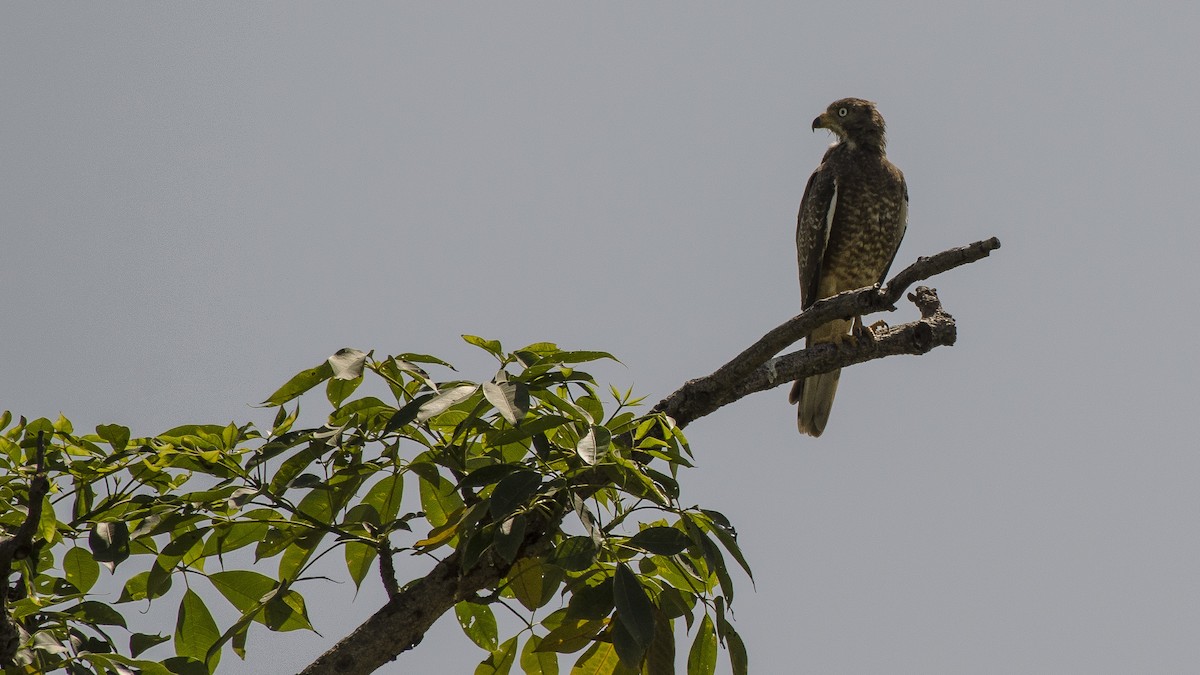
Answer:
[838,108,848,117]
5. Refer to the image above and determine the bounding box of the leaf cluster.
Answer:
[0,338,749,674]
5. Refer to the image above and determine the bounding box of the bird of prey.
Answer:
[789,98,908,436]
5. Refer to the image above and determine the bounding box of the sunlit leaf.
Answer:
[570,640,621,674]
[520,635,559,675]
[175,589,220,670]
[345,541,378,590]
[419,473,465,528]
[463,334,504,358]
[455,601,499,652]
[537,618,605,654]
[363,473,404,524]
[260,362,334,407]
[686,614,717,675]
[63,546,99,593]
[208,570,276,613]
[95,423,130,452]
[474,635,518,675]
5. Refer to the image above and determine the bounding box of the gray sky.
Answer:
[4,3,1199,673]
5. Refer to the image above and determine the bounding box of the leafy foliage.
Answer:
[0,338,749,674]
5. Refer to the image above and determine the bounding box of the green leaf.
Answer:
[611,614,646,670]
[260,361,334,406]
[208,570,277,613]
[417,384,478,422]
[686,614,717,675]
[474,635,518,675]
[160,656,208,675]
[203,520,269,558]
[130,632,171,658]
[85,654,176,675]
[363,473,404,524]
[613,563,655,650]
[565,576,613,621]
[463,334,504,358]
[89,521,131,571]
[507,557,551,612]
[262,588,314,632]
[95,424,130,452]
[326,375,363,409]
[575,395,604,425]
[483,380,529,426]
[570,640,621,674]
[627,527,690,556]
[644,609,675,675]
[459,463,520,489]
[63,546,100,593]
[576,426,609,465]
[117,565,174,604]
[345,541,378,590]
[537,618,605,654]
[489,470,542,519]
[725,624,748,675]
[520,635,559,675]
[65,600,128,628]
[455,601,499,652]
[419,473,465,528]
[175,589,221,670]
[551,537,596,573]
[492,514,526,564]
[705,518,753,585]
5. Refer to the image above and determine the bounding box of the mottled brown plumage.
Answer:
[789,98,908,436]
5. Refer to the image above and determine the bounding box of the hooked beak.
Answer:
[812,112,830,132]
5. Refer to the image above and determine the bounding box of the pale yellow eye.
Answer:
[838,108,849,117]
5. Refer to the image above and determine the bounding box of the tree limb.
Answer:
[652,237,1000,428]
[299,510,560,675]
[0,432,50,666]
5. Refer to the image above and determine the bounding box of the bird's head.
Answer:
[812,98,887,151]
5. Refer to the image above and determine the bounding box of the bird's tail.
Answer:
[788,318,851,437]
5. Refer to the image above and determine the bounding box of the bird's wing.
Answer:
[796,164,838,309]
[875,176,909,286]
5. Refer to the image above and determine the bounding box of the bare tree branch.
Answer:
[652,237,1000,428]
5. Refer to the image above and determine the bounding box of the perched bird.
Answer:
[789,98,908,436]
